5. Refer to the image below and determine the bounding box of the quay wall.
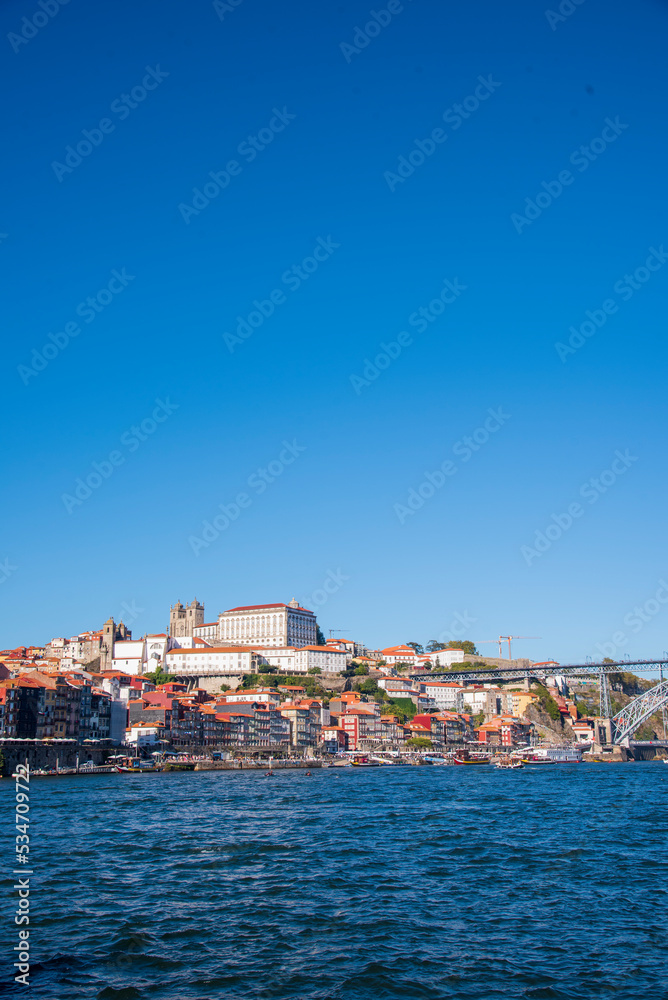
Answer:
[195,759,321,771]
[0,741,110,776]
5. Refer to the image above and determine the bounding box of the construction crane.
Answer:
[501,635,541,659]
[474,635,542,659]
[328,628,349,638]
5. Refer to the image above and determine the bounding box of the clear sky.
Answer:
[2,0,667,664]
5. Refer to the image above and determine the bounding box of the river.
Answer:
[3,762,667,998]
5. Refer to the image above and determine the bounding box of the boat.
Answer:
[351,756,380,767]
[453,754,490,765]
[161,761,196,771]
[521,746,583,764]
[114,757,160,773]
[493,758,524,770]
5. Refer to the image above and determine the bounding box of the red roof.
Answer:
[224,603,313,614]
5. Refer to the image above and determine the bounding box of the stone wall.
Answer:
[0,740,112,776]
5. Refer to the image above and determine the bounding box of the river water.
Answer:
[3,763,668,999]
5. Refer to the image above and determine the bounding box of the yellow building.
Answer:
[510,691,539,717]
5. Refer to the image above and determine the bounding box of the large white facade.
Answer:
[427,649,466,667]
[420,681,465,710]
[256,645,347,675]
[216,600,317,648]
[165,646,259,675]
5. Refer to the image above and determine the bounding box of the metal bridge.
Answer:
[411,658,668,745]
[610,678,668,744]
[414,657,668,684]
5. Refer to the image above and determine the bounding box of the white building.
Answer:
[426,648,466,668]
[380,645,420,665]
[143,633,173,668]
[215,600,317,648]
[254,644,347,674]
[218,688,281,706]
[165,646,259,675]
[460,686,506,718]
[192,621,218,642]
[420,681,465,711]
[377,676,415,694]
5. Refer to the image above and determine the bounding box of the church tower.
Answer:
[100,617,115,671]
[169,599,204,637]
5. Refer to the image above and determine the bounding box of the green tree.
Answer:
[535,684,562,722]
[144,666,176,686]
[308,666,322,675]
[406,737,433,749]
[316,626,327,646]
[445,640,478,655]
[426,640,446,652]
[406,642,424,655]
[354,664,369,676]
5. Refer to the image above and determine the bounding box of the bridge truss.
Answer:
[611,678,668,744]
[413,658,668,685]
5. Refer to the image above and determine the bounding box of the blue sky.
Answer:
[2,0,668,664]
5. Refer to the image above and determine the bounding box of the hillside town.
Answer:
[0,597,603,756]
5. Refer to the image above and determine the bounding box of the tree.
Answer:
[406,642,424,655]
[356,677,382,697]
[144,666,176,686]
[535,684,562,722]
[426,640,446,652]
[354,664,369,676]
[308,666,322,675]
[406,737,433,749]
[444,640,478,655]
[316,626,327,646]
